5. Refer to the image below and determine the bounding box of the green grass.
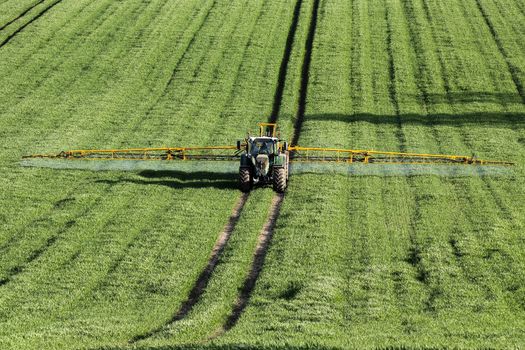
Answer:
[0,0,301,348]
[217,0,525,348]
[0,0,524,349]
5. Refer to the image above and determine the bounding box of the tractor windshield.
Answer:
[251,139,274,155]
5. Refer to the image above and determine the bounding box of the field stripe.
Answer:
[413,0,524,318]
[0,0,63,48]
[0,0,169,241]
[125,0,321,344]
[0,0,180,304]
[0,0,45,32]
[120,0,226,143]
[384,0,407,153]
[473,0,525,103]
[129,193,249,343]
[143,0,217,114]
[125,2,280,334]
[0,0,124,119]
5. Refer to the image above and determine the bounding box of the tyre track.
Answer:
[128,0,316,343]
[211,193,284,338]
[129,193,249,343]
[270,0,303,122]
[384,0,407,153]
[0,0,64,49]
[188,0,268,160]
[291,0,320,146]
[213,0,320,338]
[0,0,45,32]
[130,0,301,342]
[474,0,525,104]
[128,1,261,342]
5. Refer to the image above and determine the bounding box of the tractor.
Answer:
[236,123,289,193]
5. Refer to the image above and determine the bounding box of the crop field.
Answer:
[0,0,524,349]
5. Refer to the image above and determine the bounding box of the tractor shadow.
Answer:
[96,170,238,190]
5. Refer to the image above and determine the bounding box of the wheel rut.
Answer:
[210,193,284,338]
[270,0,303,122]
[129,193,249,343]
[0,0,46,32]
[129,0,319,343]
[291,0,320,146]
[0,0,64,49]
[213,0,320,339]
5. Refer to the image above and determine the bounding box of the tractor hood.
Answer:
[254,154,270,176]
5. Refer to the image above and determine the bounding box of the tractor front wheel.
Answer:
[239,167,252,192]
[273,166,287,193]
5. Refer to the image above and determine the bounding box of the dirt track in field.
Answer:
[212,0,321,338]
[129,192,249,343]
[211,193,284,338]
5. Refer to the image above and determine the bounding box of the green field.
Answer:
[0,0,524,349]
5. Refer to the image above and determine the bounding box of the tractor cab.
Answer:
[248,137,277,156]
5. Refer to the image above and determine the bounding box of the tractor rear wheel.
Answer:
[273,166,287,193]
[239,167,252,192]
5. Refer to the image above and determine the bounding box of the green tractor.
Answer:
[236,123,289,193]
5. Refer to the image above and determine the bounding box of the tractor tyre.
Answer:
[273,166,287,193]
[239,167,252,192]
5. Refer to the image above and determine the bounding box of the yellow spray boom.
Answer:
[23,123,514,192]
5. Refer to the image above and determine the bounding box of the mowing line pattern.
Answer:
[0,0,45,32]
[0,0,63,48]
